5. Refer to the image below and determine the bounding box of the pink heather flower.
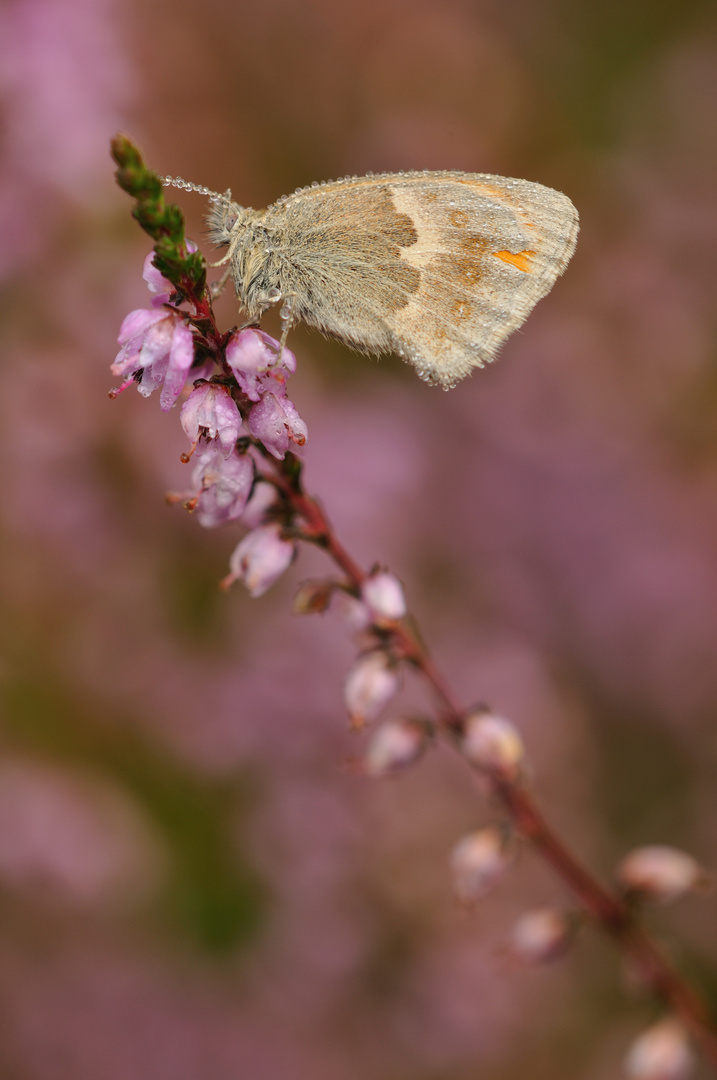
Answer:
[238,481,277,529]
[226,524,296,598]
[142,243,197,306]
[450,827,513,903]
[248,393,308,460]
[461,710,525,778]
[112,307,194,411]
[225,328,296,402]
[625,1020,694,1080]
[180,383,241,459]
[364,719,427,777]
[361,571,407,622]
[190,449,255,528]
[616,846,707,904]
[143,252,171,305]
[509,908,572,964]
[344,652,401,728]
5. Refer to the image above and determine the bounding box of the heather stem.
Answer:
[285,476,717,1073]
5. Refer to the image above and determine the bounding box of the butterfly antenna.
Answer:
[160,176,232,206]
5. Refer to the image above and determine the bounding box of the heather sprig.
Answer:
[111,136,717,1080]
[111,133,205,297]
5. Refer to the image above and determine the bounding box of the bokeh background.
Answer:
[1,0,717,1076]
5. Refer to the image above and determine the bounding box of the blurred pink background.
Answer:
[1,0,717,1076]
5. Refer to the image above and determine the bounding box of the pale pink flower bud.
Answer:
[248,393,308,459]
[226,328,296,401]
[451,825,511,902]
[509,908,572,964]
[364,719,427,777]
[461,709,525,777]
[361,571,406,621]
[617,846,707,904]
[624,1019,694,1080]
[450,826,513,902]
[180,383,241,458]
[344,652,401,728]
[190,449,254,528]
[226,524,296,598]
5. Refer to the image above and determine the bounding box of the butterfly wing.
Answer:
[266,171,579,387]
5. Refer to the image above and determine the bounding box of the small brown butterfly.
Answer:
[163,170,579,389]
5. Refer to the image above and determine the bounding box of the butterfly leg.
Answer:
[278,294,298,361]
[209,262,234,299]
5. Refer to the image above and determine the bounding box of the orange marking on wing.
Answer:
[493,249,535,273]
[449,209,469,227]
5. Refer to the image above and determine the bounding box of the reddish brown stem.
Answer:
[285,477,717,1072]
[496,780,717,1053]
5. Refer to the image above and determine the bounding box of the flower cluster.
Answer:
[111,251,307,597]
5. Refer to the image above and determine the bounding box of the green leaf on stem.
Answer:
[110,133,206,297]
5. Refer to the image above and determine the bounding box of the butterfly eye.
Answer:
[224,211,238,231]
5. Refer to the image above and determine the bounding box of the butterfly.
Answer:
[164,170,579,388]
